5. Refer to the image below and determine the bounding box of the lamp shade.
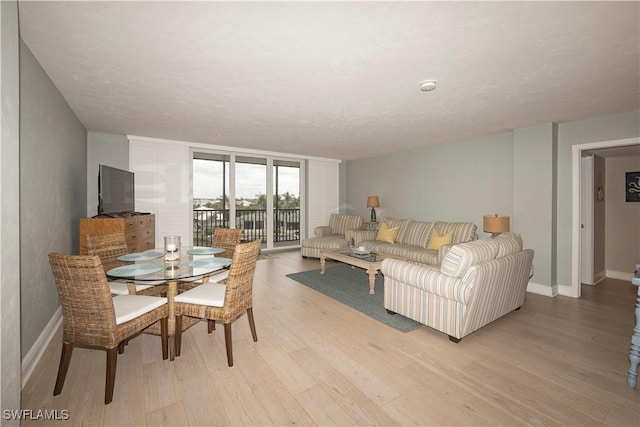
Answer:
[366,196,380,208]
[483,214,510,236]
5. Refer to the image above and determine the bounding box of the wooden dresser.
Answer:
[79,214,156,255]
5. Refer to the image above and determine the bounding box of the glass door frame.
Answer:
[191,148,305,251]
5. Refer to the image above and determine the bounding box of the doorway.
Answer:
[571,137,640,297]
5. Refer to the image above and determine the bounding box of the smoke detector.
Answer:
[420,80,437,92]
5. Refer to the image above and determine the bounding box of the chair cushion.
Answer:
[108,281,130,295]
[112,295,168,325]
[174,282,226,307]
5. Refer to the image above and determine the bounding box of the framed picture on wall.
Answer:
[626,172,640,202]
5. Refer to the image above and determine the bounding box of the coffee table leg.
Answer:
[367,266,376,294]
[320,252,326,274]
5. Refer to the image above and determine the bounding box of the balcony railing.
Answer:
[193,208,300,246]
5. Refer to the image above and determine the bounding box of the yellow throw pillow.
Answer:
[376,222,399,244]
[427,229,453,250]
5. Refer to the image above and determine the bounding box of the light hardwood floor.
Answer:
[22,250,640,426]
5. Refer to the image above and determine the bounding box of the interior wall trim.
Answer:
[21,306,62,388]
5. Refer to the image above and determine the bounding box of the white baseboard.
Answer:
[593,270,607,284]
[606,269,634,281]
[526,281,557,297]
[22,306,62,388]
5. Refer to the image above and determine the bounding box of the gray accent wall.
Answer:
[346,132,514,223]
[1,0,22,417]
[346,111,639,293]
[19,41,87,356]
[86,131,129,217]
[513,123,557,292]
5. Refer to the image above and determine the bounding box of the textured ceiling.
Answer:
[18,1,640,160]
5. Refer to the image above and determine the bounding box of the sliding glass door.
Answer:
[273,160,301,247]
[193,151,302,250]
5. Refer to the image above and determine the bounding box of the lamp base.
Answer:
[370,208,377,223]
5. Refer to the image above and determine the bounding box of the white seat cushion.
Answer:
[108,281,130,295]
[112,295,168,325]
[108,281,158,295]
[174,282,226,307]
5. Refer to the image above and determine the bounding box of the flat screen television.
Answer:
[98,164,135,215]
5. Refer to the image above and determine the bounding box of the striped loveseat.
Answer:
[301,214,363,258]
[381,232,534,342]
[347,217,478,265]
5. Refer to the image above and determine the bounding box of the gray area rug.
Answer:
[286,264,422,332]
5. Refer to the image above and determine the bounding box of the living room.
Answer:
[2,1,639,425]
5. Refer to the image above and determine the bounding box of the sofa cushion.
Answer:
[426,229,453,250]
[328,214,363,236]
[494,232,523,257]
[440,238,499,278]
[434,221,478,244]
[381,217,408,243]
[376,222,399,244]
[399,220,434,247]
[303,235,350,249]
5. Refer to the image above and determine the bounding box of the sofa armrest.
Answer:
[438,244,454,264]
[381,258,468,303]
[347,229,377,246]
[314,226,333,237]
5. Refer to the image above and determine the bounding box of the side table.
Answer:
[628,264,640,388]
[362,221,380,231]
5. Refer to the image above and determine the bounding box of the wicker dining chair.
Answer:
[174,239,261,366]
[178,227,243,292]
[86,233,166,296]
[48,253,169,404]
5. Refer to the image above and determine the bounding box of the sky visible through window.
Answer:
[193,159,299,199]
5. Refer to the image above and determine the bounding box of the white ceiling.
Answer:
[18,1,640,161]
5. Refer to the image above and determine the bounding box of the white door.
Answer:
[580,155,594,285]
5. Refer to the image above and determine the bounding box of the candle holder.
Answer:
[164,235,181,269]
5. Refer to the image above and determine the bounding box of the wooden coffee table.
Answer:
[320,248,403,295]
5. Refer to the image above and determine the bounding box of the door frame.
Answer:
[571,137,640,297]
[580,155,594,285]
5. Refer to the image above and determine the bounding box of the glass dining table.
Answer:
[106,246,231,360]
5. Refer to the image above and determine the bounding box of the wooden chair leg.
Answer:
[224,323,233,367]
[175,315,183,357]
[160,317,169,360]
[247,308,258,342]
[105,348,118,404]
[208,319,216,333]
[53,342,73,396]
[118,341,126,354]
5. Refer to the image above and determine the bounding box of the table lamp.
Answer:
[483,214,510,237]
[367,196,380,223]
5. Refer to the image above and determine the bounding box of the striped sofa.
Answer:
[301,214,363,258]
[347,217,478,265]
[381,232,534,342]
